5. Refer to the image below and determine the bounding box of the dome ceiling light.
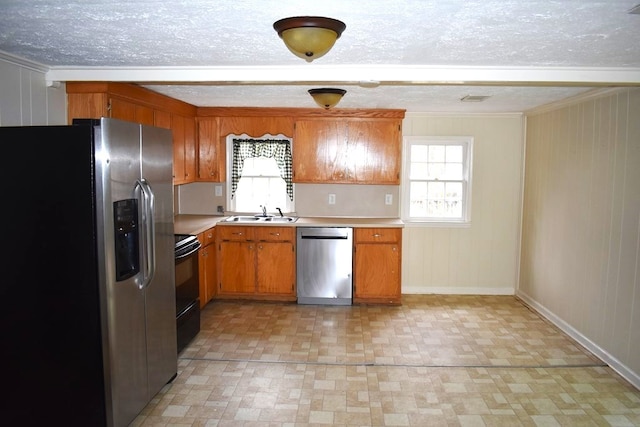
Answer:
[273,16,346,62]
[308,88,347,109]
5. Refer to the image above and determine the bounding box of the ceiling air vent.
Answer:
[460,95,491,102]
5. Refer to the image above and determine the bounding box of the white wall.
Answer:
[519,87,640,389]
[0,52,66,126]
[401,114,525,295]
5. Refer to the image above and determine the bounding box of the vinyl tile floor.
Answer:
[133,295,640,426]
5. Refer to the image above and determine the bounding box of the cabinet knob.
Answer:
[373,233,382,237]
[232,232,244,236]
[270,232,280,237]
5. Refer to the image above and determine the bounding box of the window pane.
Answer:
[411,145,429,161]
[409,182,428,216]
[428,145,445,162]
[428,162,445,179]
[410,161,429,179]
[427,181,445,199]
[444,163,462,179]
[446,145,463,162]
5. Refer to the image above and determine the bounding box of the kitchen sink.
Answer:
[223,215,298,223]
[263,216,298,222]
[223,216,261,222]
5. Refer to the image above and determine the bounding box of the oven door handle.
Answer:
[175,243,202,260]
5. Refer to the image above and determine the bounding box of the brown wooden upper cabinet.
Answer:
[153,111,196,185]
[292,117,402,184]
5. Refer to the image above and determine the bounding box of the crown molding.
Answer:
[0,50,49,73]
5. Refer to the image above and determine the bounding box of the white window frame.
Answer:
[401,136,473,227]
[225,134,295,214]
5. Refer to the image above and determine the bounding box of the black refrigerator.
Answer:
[0,118,177,426]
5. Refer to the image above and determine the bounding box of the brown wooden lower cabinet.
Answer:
[353,227,402,305]
[216,226,296,301]
[197,227,216,308]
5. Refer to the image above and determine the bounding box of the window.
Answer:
[402,136,473,225]
[226,135,294,214]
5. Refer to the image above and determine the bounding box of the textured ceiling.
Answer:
[1,0,639,113]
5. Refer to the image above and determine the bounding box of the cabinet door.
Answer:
[198,244,208,308]
[354,242,401,303]
[183,116,196,183]
[197,228,217,307]
[203,244,217,302]
[67,92,109,123]
[197,118,224,182]
[293,118,401,184]
[171,114,187,184]
[348,120,401,184]
[293,119,349,182]
[218,241,255,294]
[256,242,295,295]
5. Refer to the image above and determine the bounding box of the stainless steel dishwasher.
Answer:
[296,227,353,305]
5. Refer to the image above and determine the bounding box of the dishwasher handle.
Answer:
[298,227,352,239]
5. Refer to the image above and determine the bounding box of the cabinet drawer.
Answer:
[354,227,401,243]
[202,227,216,246]
[216,226,252,241]
[254,226,294,242]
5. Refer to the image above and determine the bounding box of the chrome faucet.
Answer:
[260,205,267,217]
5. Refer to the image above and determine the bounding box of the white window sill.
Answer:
[402,220,471,228]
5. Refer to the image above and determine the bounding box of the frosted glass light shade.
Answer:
[273,16,346,62]
[308,88,347,109]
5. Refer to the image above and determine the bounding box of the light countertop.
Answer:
[174,214,404,236]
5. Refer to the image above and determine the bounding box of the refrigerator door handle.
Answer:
[136,178,156,289]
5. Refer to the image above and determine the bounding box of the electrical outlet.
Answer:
[328,194,336,205]
[215,185,222,197]
[385,194,393,205]
[217,205,224,213]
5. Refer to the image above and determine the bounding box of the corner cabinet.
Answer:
[292,112,404,184]
[66,82,197,186]
[216,225,296,301]
[353,227,402,305]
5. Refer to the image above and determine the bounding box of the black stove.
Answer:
[174,234,201,353]
[175,234,201,258]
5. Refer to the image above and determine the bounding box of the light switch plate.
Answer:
[328,194,336,205]
[215,185,222,197]
[385,194,393,205]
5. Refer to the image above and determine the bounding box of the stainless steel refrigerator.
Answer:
[0,118,177,426]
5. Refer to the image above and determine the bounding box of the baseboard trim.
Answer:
[402,286,515,295]
[516,290,640,391]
